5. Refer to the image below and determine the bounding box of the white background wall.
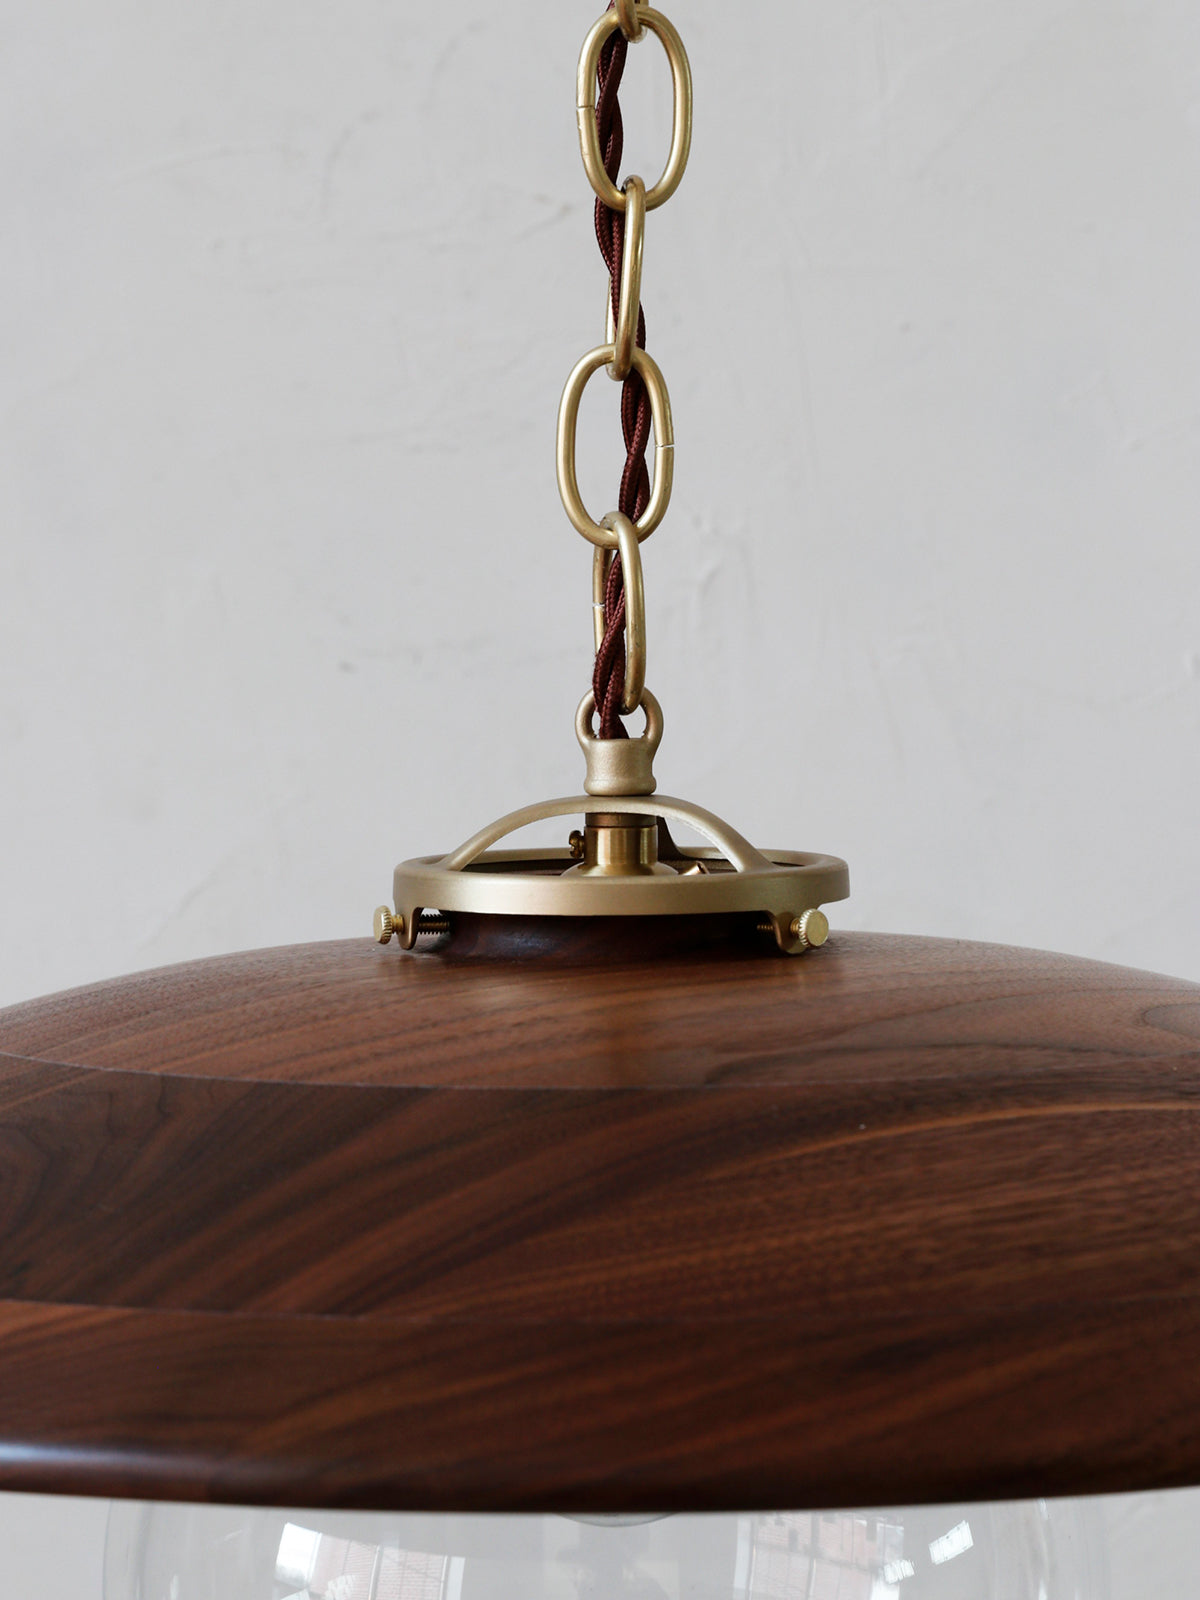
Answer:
[2,0,1198,1009]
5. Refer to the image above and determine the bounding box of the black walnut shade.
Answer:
[0,931,1198,1513]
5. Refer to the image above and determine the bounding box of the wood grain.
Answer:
[0,932,1198,1511]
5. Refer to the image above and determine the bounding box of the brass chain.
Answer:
[556,1,692,738]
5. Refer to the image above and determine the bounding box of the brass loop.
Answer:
[614,0,645,41]
[592,513,646,714]
[557,343,674,547]
[576,688,663,795]
[605,176,645,382]
[577,7,692,213]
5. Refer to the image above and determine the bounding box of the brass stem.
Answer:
[567,812,675,877]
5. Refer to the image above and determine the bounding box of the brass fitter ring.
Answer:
[592,512,647,714]
[576,7,692,213]
[557,343,674,547]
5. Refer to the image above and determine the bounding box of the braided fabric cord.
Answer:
[591,17,652,739]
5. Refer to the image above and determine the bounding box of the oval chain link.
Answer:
[576,7,692,213]
[557,343,674,547]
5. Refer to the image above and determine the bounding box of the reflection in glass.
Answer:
[98,1494,1155,1600]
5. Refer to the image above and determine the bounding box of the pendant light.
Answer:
[2,4,1199,1597]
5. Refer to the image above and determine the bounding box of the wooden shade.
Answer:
[0,931,1198,1513]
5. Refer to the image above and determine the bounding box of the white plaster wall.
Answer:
[2,0,1198,1009]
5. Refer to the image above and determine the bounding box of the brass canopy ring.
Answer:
[577,7,692,213]
[557,343,674,547]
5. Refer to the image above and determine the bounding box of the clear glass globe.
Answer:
[100,1496,1127,1599]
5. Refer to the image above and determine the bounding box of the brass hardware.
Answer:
[577,688,662,795]
[591,513,646,713]
[374,906,403,945]
[614,0,645,41]
[389,794,849,955]
[591,565,606,654]
[557,343,674,547]
[565,812,676,878]
[758,908,833,954]
[565,8,685,728]
[577,7,692,213]
[793,908,830,949]
[605,175,645,381]
[377,2,853,963]
[374,907,449,947]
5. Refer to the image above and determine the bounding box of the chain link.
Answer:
[556,2,691,739]
[593,513,646,713]
[557,343,674,547]
[605,173,645,381]
[613,0,644,42]
[576,7,692,213]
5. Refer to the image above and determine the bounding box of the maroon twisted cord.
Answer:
[591,15,652,739]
